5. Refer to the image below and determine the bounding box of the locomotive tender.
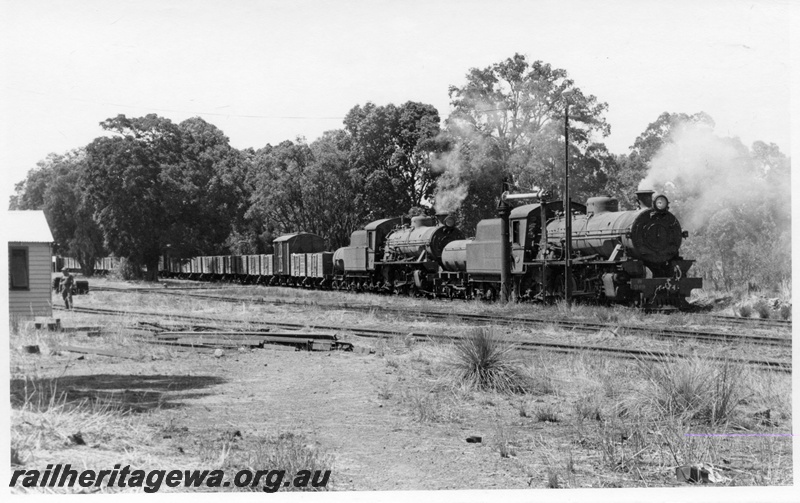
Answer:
[75,190,701,307]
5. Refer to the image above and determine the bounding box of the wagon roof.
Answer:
[5,210,54,243]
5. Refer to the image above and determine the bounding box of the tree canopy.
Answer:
[437,54,614,233]
[83,114,243,279]
[9,150,106,274]
[344,101,443,218]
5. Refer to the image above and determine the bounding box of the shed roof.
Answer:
[5,211,54,243]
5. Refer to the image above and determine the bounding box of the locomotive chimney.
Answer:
[435,212,456,227]
[636,190,655,209]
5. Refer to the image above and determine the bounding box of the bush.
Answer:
[753,300,771,319]
[637,355,745,425]
[451,328,528,394]
[111,258,143,281]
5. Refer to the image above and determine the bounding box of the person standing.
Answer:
[59,267,75,309]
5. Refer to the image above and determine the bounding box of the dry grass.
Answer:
[210,432,334,492]
[492,424,517,458]
[401,386,462,423]
[10,374,154,482]
[636,354,746,425]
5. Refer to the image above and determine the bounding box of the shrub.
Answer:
[111,258,143,281]
[451,328,528,394]
[753,300,771,319]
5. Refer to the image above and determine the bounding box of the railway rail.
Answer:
[707,314,792,330]
[55,305,791,372]
[90,286,792,348]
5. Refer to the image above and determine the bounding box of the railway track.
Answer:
[55,305,791,372]
[707,314,792,329]
[91,286,792,348]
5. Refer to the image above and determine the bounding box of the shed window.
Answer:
[9,247,29,290]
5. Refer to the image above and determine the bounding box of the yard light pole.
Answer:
[498,178,512,303]
[563,91,574,307]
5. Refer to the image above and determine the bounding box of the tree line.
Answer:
[9,54,791,291]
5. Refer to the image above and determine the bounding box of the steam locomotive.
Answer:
[72,190,702,308]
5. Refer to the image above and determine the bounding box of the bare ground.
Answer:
[8,278,794,495]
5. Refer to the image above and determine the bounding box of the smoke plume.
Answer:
[637,121,785,231]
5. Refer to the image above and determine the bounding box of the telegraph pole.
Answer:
[498,179,511,303]
[564,94,573,306]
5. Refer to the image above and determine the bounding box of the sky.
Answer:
[0,0,794,205]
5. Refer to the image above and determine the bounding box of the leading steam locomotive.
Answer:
[77,189,701,308]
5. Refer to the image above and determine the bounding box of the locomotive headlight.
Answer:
[654,195,669,211]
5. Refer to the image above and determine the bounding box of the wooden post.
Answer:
[564,98,573,306]
[498,183,512,303]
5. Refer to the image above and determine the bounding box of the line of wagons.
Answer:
[54,234,337,288]
[160,233,335,287]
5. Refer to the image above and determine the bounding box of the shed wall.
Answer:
[9,242,53,318]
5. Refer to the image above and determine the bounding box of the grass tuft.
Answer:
[401,387,460,423]
[451,328,528,394]
[493,424,517,458]
[534,404,561,423]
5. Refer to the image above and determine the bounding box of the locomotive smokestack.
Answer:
[636,190,655,209]
[435,212,455,227]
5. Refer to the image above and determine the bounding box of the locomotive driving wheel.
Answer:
[515,276,540,301]
[550,273,577,302]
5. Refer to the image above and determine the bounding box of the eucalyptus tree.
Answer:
[84,114,242,280]
[438,54,613,232]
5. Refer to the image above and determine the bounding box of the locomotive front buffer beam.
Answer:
[630,277,703,301]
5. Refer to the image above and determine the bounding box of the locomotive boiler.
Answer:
[382,215,463,268]
[545,192,683,271]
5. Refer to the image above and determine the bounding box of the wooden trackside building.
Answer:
[7,211,55,319]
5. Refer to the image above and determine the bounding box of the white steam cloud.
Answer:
[432,110,503,214]
[637,121,779,231]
